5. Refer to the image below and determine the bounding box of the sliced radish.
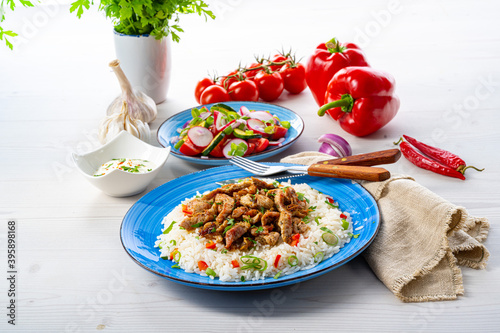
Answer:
[223,139,248,158]
[268,137,285,146]
[239,106,250,116]
[214,111,228,132]
[199,111,211,120]
[219,119,243,133]
[249,111,274,122]
[247,118,266,135]
[188,126,214,148]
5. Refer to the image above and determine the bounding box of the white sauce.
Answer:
[94,158,156,177]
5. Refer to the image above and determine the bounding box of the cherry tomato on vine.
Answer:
[221,70,240,89]
[279,63,307,94]
[200,85,230,104]
[229,80,259,101]
[254,71,284,102]
[243,62,263,80]
[194,77,214,104]
[268,54,288,71]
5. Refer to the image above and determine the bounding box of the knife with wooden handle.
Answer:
[306,164,391,181]
[314,149,401,167]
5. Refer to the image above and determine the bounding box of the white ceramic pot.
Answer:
[113,30,172,104]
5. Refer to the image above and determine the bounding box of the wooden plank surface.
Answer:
[1,0,499,332]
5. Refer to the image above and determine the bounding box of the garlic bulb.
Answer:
[107,59,157,123]
[99,101,151,144]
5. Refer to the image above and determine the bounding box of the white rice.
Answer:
[155,181,353,282]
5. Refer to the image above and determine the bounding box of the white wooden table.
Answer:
[1,0,499,331]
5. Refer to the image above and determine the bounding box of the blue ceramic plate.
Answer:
[156,102,305,165]
[120,164,380,291]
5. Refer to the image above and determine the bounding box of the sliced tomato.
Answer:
[270,126,288,141]
[179,137,203,156]
[248,138,269,153]
[244,142,256,156]
[231,260,240,268]
[209,136,229,158]
[198,261,208,271]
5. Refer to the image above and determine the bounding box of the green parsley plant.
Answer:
[70,0,215,42]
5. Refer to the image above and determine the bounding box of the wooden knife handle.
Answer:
[315,149,401,166]
[307,164,391,182]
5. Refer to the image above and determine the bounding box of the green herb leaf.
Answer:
[325,200,339,209]
[320,226,333,234]
[163,221,176,234]
[341,219,349,230]
[281,121,291,129]
[191,222,204,228]
[70,0,215,42]
[206,267,216,278]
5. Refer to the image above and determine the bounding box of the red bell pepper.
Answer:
[306,38,369,106]
[317,67,400,137]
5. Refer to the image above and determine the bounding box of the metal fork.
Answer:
[229,156,307,176]
[229,155,392,181]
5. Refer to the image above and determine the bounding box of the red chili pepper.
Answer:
[306,38,369,106]
[318,67,400,137]
[273,255,281,268]
[400,142,465,180]
[231,260,240,268]
[403,135,483,174]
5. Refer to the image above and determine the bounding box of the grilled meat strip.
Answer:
[214,193,235,223]
[179,207,216,230]
[225,222,251,248]
[275,190,293,243]
[239,194,274,210]
[256,231,280,246]
[261,211,280,226]
[186,198,212,215]
[292,217,309,234]
[202,181,253,201]
[231,206,248,219]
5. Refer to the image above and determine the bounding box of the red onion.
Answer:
[318,134,352,158]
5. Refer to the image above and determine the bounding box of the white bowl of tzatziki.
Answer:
[72,131,170,197]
